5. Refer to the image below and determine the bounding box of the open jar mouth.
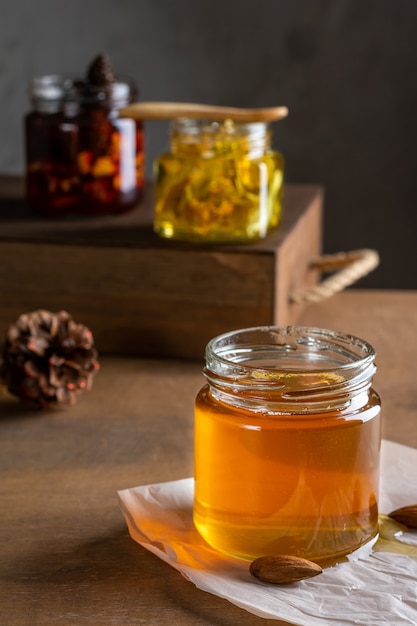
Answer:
[204,326,376,406]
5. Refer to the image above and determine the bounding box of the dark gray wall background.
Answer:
[1,0,416,288]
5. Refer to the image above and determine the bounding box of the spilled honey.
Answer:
[314,515,417,568]
[373,514,417,559]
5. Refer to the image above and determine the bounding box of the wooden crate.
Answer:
[0,177,323,359]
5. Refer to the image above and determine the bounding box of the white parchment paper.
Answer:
[117,440,417,625]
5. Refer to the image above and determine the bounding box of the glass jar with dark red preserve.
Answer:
[25,55,144,217]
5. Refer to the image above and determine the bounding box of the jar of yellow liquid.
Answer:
[193,326,381,563]
[154,118,284,243]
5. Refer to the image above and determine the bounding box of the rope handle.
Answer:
[290,249,380,305]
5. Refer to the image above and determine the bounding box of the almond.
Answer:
[249,554,323,584]
[388,504,417,529]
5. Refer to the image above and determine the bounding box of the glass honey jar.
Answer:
[25,54,144,217]
[194,326,381,563]
[154,118,284,243]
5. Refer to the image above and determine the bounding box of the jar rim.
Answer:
[171,118,269,136]
[205,325,376,375]
[28,73,137,106]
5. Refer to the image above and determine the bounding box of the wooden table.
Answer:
[1,289,416,625]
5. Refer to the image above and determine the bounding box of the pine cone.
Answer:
[86,53,115,86]
[0,310,99,409]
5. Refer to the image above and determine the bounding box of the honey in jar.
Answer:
[25,54,144,217]
[193,326,381,563]
[154,118,284,243]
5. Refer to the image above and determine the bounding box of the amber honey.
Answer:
[193,326,381,562]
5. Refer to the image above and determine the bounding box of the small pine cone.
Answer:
[0,310,99,409]
[86,53,115,86]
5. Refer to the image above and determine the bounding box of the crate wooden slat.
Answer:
[0,177,323,359]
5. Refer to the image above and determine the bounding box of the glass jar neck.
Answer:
[170,118,271,159]
[28,74,136,114]
[204,326,377,414]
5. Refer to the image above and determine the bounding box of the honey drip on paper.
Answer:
[313,516,417,569]
[373,515,417,559]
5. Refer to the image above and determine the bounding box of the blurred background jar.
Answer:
[154,118,284,243]
[25,54,144,217]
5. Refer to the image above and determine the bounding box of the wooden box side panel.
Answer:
[274,190,323,325]
[0,242,275,360]
[0,183,323,359]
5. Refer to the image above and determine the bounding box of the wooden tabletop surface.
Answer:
[1,289,416,625]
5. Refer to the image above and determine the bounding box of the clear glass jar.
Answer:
[154,118,284,243]
[25,74,144,216]
[194,326,381,563]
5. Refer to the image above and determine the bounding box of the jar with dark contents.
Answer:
[25,54,144,217]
